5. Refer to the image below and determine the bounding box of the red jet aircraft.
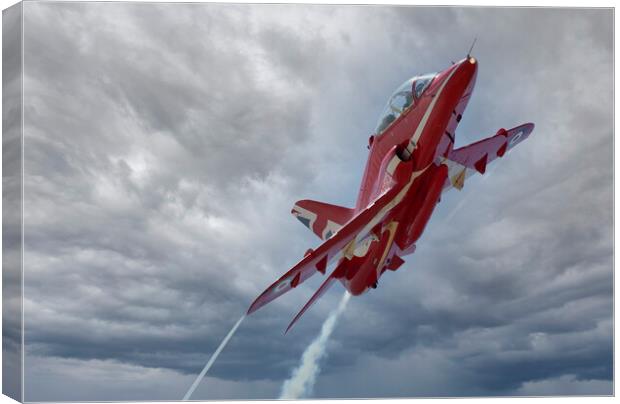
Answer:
[247,56,534,332]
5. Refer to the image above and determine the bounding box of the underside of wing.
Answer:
[285,263,344,333]
[444,122,534,190]
[247,185,401,316]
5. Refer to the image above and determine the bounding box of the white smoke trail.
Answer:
[279,292,351,399]
[182,314,246,401]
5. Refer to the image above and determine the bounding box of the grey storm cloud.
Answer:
[15,2,612,401]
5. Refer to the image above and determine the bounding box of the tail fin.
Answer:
[285,261,346,334]
[291,200,354,240]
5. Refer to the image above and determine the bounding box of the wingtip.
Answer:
[519,122,535,138]
[284,317,299,334]
[246,297,262,316]
[285,315,300,335]
[522,122,535,132]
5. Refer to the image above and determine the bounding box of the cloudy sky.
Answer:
[17,3,612,401]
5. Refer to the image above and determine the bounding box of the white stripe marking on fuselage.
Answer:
[405,64,461,157]
[328,164,428,272]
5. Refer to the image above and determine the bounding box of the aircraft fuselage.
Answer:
[341,58,478,295]
[246,55,533,334]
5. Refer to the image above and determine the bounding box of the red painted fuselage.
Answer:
[341,57,478,295]
[247,56,533,333]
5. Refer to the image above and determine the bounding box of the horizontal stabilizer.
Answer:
[292,200,355,240]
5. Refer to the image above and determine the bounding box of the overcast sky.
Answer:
[19,3,612,401]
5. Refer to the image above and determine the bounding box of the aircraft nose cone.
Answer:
[458,56,478,82]
[446,57,477,95]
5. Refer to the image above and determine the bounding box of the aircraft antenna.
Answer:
[467,37,477,58]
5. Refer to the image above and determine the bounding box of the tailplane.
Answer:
[291,200,354,240]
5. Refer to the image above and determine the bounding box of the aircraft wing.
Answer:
[444,122,534,190]
[247,184,402,316]
[285,266,341,333]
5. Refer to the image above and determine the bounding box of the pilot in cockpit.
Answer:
[374,73,436,135]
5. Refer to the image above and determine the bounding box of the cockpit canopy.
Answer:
[374,73,437,135]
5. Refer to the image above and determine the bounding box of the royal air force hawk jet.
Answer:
[247,56,534,332]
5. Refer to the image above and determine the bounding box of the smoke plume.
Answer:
[279,292,351,399]
[182,315,246,400]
